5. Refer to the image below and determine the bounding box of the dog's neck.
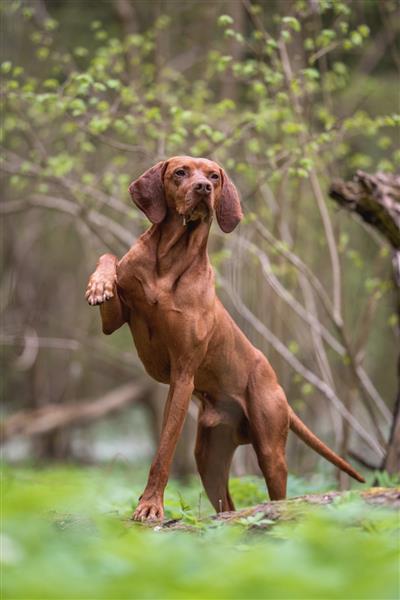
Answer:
[146,210,212,280]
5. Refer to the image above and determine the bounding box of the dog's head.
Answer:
[129,156,242,233]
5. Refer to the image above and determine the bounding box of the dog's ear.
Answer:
[129,161,168,224]
[216,169,243,233]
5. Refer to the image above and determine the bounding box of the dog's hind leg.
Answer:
[247,362,290,501]
[195,419,237,513]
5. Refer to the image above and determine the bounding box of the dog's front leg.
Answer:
[133,374,194,522]
[86,253,127,334]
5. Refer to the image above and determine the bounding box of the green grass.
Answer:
[2,464,399,600]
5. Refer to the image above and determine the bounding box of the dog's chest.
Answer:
[117,242,212,313]
[117,248,214,383]
[117,259,184,313]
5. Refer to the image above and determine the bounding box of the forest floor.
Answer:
[144,486,400,532]
[2,464,400,599]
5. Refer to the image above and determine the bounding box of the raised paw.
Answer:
[132,500,164,523]
[85,274,115,306]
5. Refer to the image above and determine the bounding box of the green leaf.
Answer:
[299,157,314,171]
[316,29,336,48]
[106,79,121,90]
[304,38,314,51]
[281,121,304,135]
[47,153,75,177]
[44,18,58,31]
[282,16,301,32]
[1,61,12,74]
[301,383,314,396]
[97,100,110,112]
[144,107,161,122]
[88,116,111,134]
[358,24,370,38]
[93,82,106,92]
[302,68,319,81]
[296,168,309,179]
[218,14,234,27]
[36,47,49,60]
[378,136,391,150]
[69,98,86,116]
[95,30,108,41]
[74,47,89,57]
[194,124,213,137]
[350,31,363,47]
[43,79,59,89]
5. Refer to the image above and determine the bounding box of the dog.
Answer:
[86,156,364,522]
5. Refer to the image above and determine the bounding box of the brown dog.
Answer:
[86,156,364,522]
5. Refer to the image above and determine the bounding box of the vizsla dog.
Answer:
[86,156,364,522]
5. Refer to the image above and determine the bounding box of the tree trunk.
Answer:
[329,171,400,474]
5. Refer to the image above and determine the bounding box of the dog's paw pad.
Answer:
[85,278,114,306]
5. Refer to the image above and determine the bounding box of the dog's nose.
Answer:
[194,181,212,195]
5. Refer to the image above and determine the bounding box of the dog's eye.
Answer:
[175,169,186,177]
[210,173,219,180]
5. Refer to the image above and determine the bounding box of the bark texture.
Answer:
[144,487,400,531]
[329,171,400,249]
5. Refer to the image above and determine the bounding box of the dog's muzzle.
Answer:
[182,182,213,226]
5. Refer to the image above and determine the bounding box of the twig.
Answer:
[1,195,133,248]
[254,223,391,425]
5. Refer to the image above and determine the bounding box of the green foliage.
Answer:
[2,466,399,599]
[2,0,397,192]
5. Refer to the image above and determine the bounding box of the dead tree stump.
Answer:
[329,171,400,474]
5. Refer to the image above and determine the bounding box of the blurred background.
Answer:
[1,0,399,485]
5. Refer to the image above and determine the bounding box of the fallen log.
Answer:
[153,487,400,531]
[329,171,400,249]
[0,381,151,442]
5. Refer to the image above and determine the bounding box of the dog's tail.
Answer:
[289,407,365,483]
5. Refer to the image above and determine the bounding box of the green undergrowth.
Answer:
[2,464,399,599]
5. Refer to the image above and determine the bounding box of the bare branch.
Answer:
[255,222,337,323]
[309,170,342,320]
[1,382,150,442]
[253,223,391,424]
[1,150,132,218]
[1,194,133,248]
[230,235,345,355]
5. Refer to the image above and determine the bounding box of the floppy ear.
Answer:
[129,161,168,224]
[216,169,243,233]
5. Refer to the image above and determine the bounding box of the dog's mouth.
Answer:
[182,201,210,227]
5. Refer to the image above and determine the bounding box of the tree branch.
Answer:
[329,171,400,249]
[1,382,150,442]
